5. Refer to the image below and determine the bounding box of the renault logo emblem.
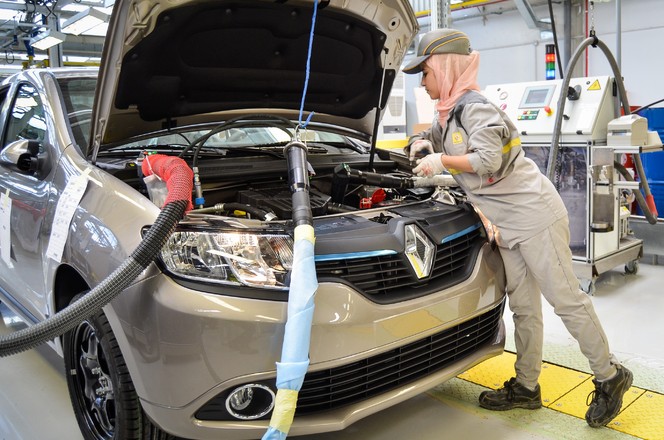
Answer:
[404,224,435,279]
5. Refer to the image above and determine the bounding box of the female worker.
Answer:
[402,28,631,428]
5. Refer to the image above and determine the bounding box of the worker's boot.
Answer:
[585,364,633,427]
[478,377,542,411]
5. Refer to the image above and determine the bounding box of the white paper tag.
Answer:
[46,169,90,263]
[0,189,12,268]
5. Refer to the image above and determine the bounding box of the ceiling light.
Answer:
[62,7,109,36]
[29,29,66,50]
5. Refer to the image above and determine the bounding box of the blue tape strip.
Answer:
[315,249,397,262]
[441,223,481,244]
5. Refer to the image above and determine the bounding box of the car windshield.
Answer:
[95,120,369,164]
[118,126,353,150]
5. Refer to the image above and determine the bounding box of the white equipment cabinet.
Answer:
[484,77,662,293]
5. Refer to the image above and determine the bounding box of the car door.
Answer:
[0,81,51,321]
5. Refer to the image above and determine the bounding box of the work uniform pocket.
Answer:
[444,128,469,157]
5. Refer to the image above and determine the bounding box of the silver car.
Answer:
[0,0,506,439]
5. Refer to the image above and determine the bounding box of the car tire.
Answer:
[63,294,174,440]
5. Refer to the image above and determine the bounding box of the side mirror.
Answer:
[0,139,50,178]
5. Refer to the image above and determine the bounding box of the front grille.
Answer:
[315,226,484,302]
[296,301,504,414]
[194,301,504,421]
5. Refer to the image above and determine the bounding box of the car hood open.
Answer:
[90,0,418,153]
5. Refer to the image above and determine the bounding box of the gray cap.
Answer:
[403,28,472,74]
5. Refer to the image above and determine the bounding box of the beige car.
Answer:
[0,0,506,439]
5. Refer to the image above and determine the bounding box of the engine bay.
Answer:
[100,149,453,222]
[92,116,466,224]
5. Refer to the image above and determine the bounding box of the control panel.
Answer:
[483,76,616,143]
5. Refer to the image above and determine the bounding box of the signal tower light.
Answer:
[545,44,556,80]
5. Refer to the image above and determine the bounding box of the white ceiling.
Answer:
[0,0,111,73]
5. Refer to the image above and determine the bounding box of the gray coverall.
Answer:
[408,91,618,388]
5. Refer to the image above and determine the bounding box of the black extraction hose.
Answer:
[546,35,657,224]
[330,164,457,203]
[0,200,187,357]
[331,163,416,204]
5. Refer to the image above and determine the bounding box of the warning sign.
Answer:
[588,80,601,91]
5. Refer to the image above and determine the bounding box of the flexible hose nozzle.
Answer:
[411,175,458,188]
[284,140,313,227]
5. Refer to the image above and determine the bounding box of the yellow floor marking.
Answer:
[609,390,664,439]
[538,362,591,408]
[549,377,644,419]
[458,351,664,439]
[457,351,516,389]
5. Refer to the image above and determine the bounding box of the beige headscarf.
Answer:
[425,50,481,128]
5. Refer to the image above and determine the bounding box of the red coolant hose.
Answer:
[142,154,194,211]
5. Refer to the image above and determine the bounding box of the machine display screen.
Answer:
[519,85,556,109]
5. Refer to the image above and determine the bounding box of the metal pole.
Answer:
[616,0,621,69]
[430,0,451,31]
[564,0,572,74]
[46,15,63,68]
[430,0,438,30]
[441,0,451,29]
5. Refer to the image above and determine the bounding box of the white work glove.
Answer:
[412,153,446,177]
[406,139,434,162]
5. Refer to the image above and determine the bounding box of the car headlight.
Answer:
[160,230,293,290]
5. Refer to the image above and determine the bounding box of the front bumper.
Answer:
[106,243,505,439]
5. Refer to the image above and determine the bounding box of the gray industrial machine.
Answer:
[484,76,663,293]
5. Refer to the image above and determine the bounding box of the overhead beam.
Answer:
[513,0,551,30]
[0,0,105,12]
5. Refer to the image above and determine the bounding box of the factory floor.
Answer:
[1,261,663,440]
